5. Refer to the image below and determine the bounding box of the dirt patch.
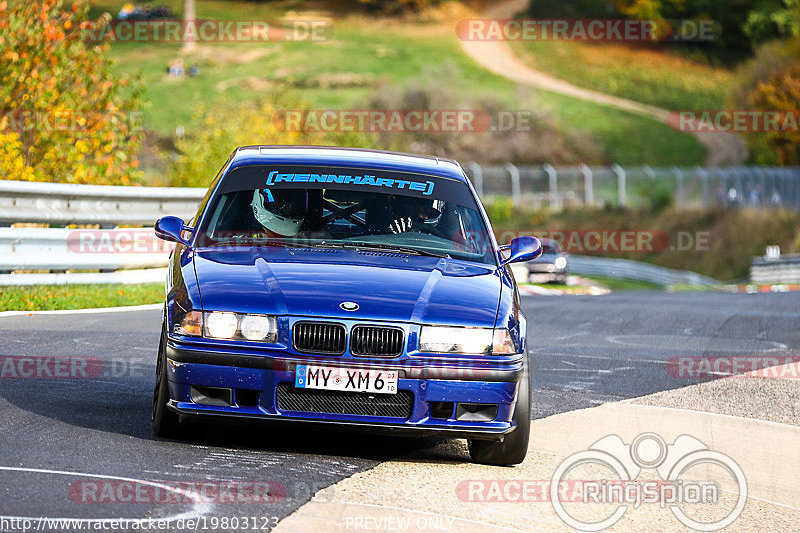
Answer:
[214,76,273,92]
[183,45,275,65]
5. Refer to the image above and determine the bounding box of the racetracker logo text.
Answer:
[70,480,286,503]
[266,171,435,195]
[81,19,331,42]
[456,19,720,42]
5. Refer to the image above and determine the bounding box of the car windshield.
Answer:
[540,242,560,255]
[198,165,496,265]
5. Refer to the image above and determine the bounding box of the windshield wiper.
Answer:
[211,236,315,248]
[325,241,451,259]
[209,237,450,258]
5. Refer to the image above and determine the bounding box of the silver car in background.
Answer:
[526,239,568,284]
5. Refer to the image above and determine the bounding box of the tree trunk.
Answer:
[182,0,196,52]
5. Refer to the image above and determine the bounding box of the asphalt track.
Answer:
[0,290,798,531]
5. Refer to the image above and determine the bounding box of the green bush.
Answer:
[728,38,800,165]
[636,180,675,212]
[168,95,370,188]
[365,64,605,165]
[355,0,446,14]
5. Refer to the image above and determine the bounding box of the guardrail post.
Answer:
[468,161,484,199]
[696,167,709,207]
[672,167,685,207]
[543,163,559,210]
[506,163,521,207]
[580,164,593,207]
[612,164,626,207]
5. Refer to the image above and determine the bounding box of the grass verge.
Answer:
[581,275,663,291]
[509,40,731,112]
[489,204,800,281]
[0,284,164,312]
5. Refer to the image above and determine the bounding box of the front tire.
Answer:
[468,361,531,466]
[152,324,182,437]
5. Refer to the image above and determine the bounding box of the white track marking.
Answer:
[605,334,788,352]
[0,303,161,318]
[0,465,211,524]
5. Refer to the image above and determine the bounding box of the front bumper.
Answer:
[165,339,524,441]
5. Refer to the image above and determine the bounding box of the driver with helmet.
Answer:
[251,188,309,238]
[389,196,441,234]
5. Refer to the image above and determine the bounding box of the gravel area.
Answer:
[277,436,800,533]
[632,369,800,426]
[278,367,800,532]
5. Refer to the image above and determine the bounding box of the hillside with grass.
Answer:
[92,0,709,186]
[509,40,731,112]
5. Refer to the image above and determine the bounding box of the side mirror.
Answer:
[500,236,542,266]
[154,216,192,246]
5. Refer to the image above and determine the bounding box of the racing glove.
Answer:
[389,217,415,234]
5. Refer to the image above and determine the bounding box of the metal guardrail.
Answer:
[0,180,196,284]
[750,254,800,284]
[0,178,723,286]
[0,268,167,287]
[0,227,171,272]
[0,180,204,226]
[567,255,718,286]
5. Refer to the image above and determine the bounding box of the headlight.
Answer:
[554,256,567,270]
[419,326,520,355]
[239,314,275,341]
[205,312,238,339]
[201,312,277,342]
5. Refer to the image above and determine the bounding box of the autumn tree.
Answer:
[749,63,800,165]
[0,0,142,184]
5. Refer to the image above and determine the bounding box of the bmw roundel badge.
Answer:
[340,301,359,311]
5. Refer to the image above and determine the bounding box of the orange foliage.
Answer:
[749,63,800,165]
[0,0,143,184]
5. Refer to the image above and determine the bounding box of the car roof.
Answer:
[228,145,468,181]
[539,238,562,251]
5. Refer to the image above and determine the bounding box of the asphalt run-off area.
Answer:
[0,290,798,531]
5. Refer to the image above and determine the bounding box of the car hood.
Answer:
[192,248,502,327]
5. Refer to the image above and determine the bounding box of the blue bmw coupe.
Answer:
[153,146,542,465]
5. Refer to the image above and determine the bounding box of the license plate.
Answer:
[295,365,398,395]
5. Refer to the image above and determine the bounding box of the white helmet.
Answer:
[251,189,308,237]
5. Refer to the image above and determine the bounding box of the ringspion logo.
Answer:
[550,433,747,531]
